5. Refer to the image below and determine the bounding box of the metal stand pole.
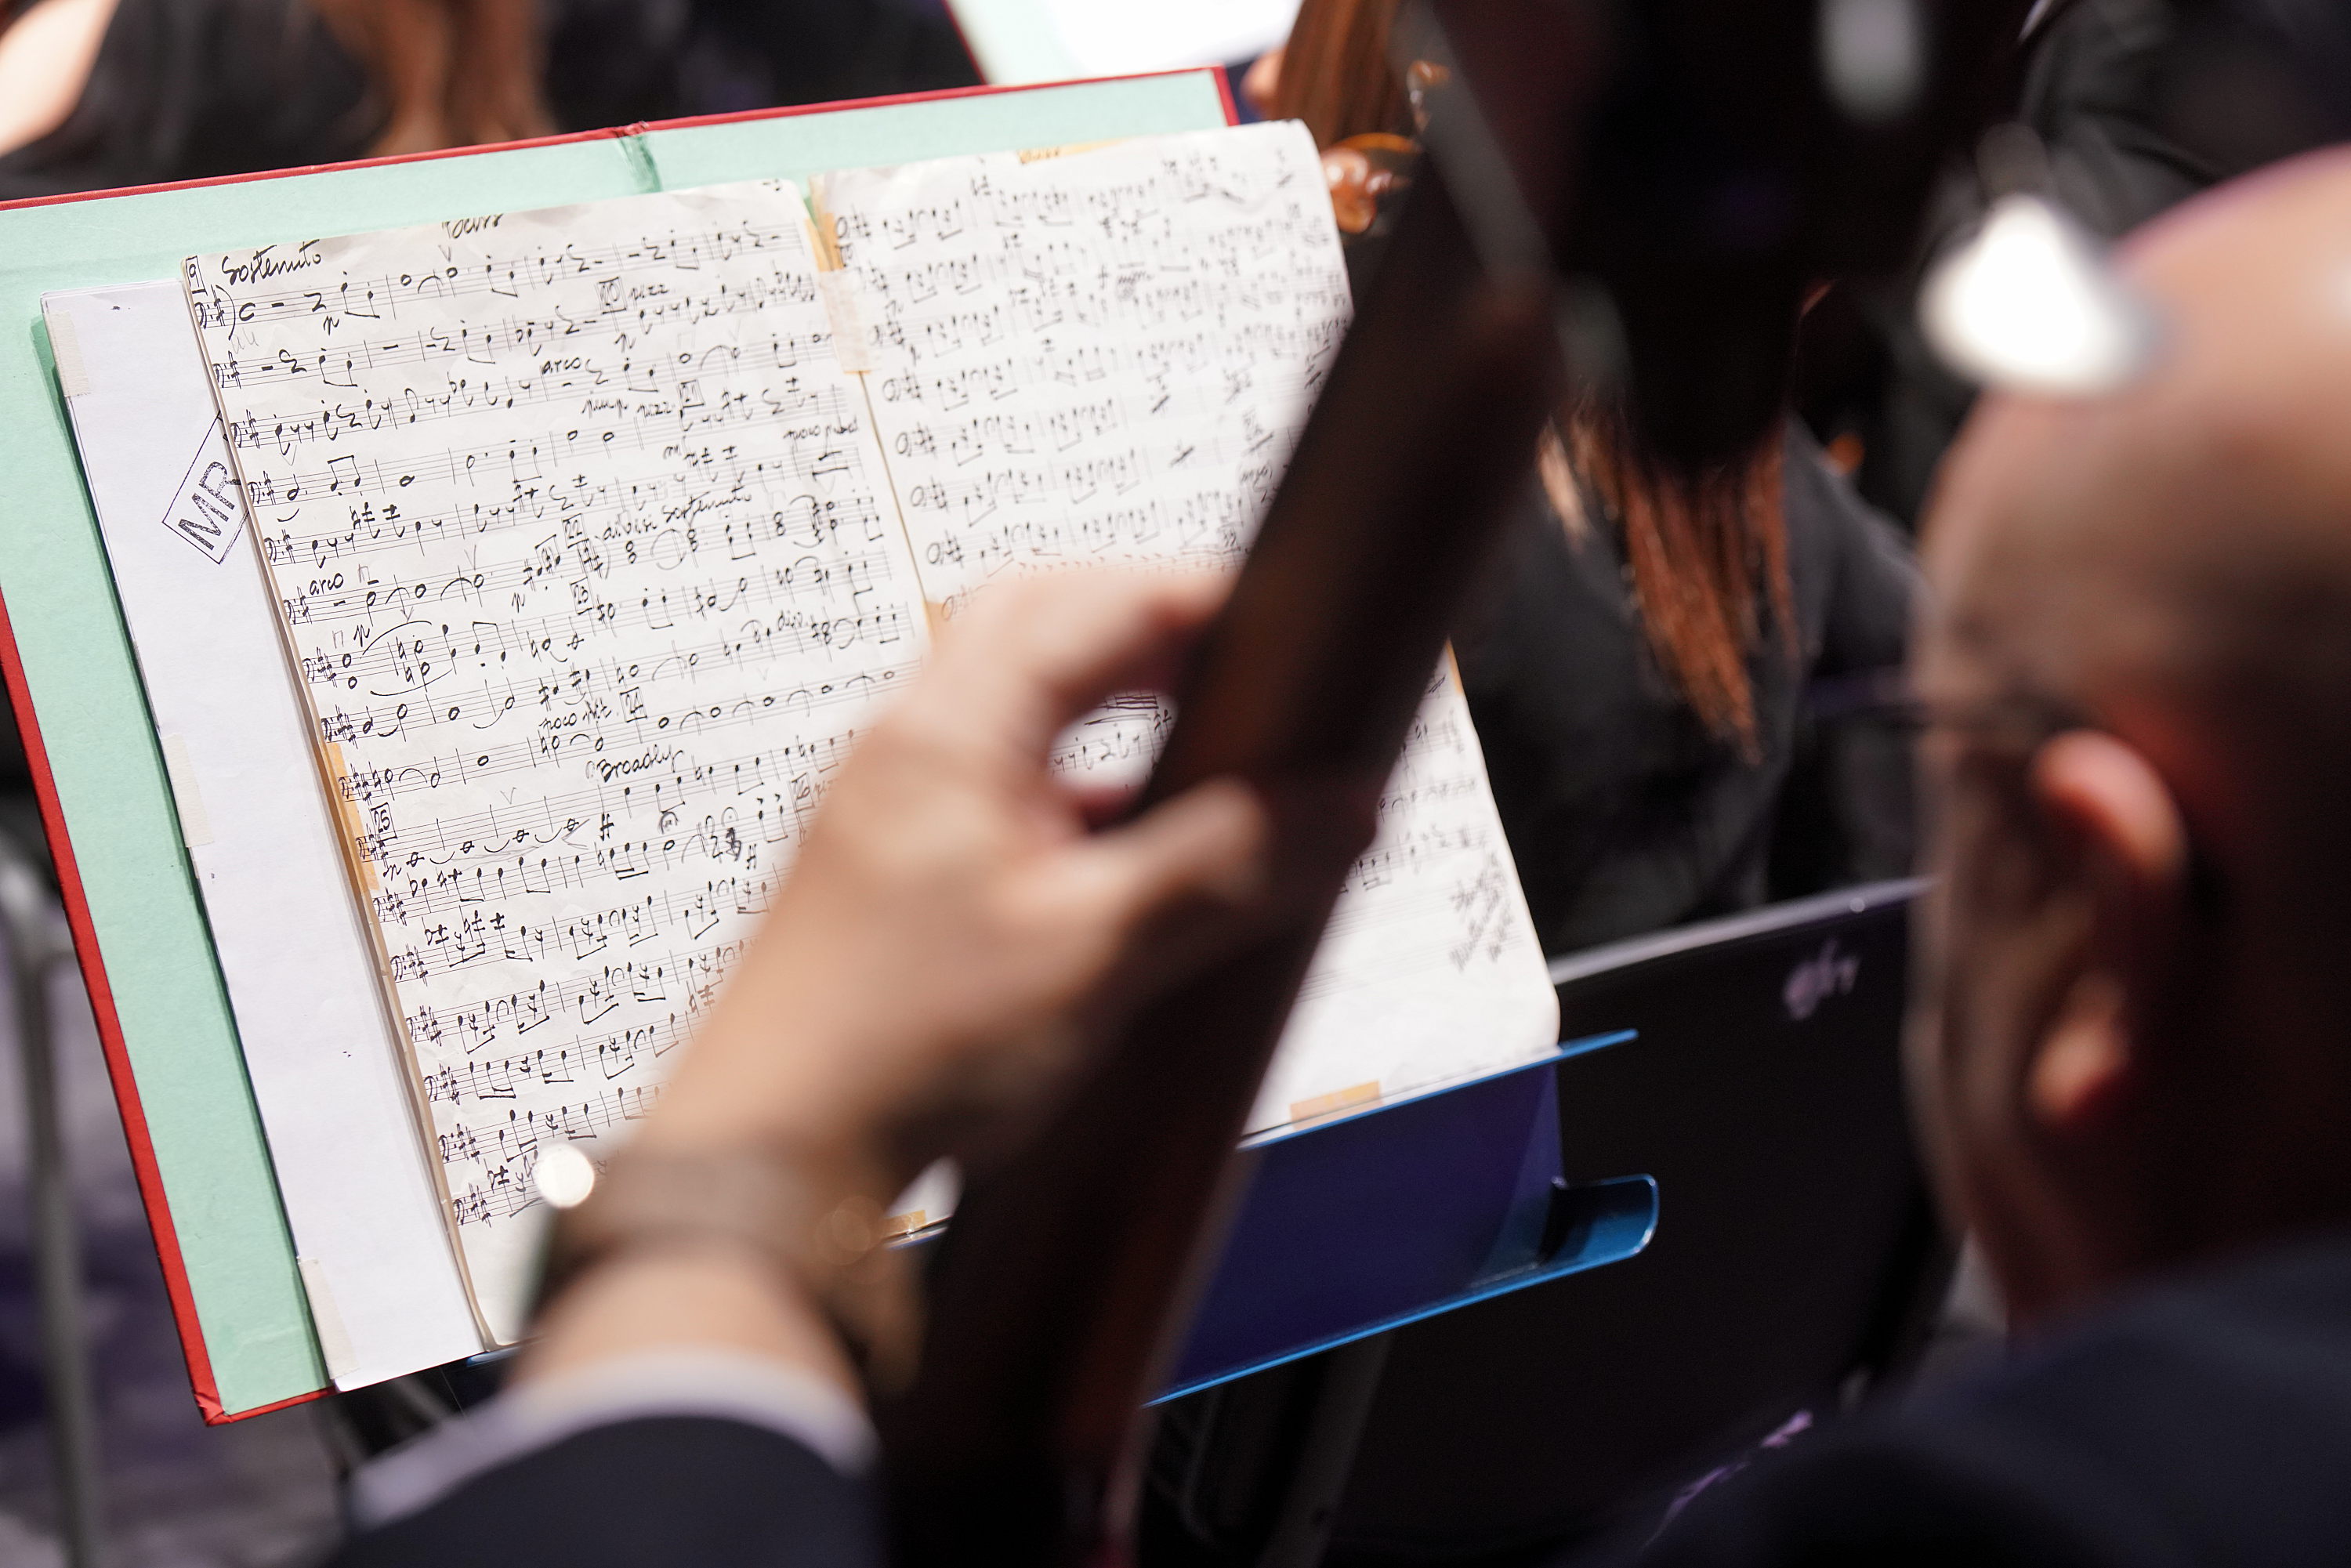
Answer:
[0,836,105,1568]
[1255,1334,1392,1568]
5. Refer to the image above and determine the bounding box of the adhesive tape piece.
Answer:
[158,733,216,849]
[298,1256,360,1385]
[818,270,873,373]
[46,310,91,401]
[1288,1080,1383,1128]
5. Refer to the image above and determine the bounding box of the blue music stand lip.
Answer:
[1555,1027,1642,1062]
[876,1032,1655,1401]
[1156,1031,1655,1403]
[1150,1174,1657,1404]
[468,1041,1656,1389]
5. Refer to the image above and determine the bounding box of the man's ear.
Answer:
[2024,731,2192,1133]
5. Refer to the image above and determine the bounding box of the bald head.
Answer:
[1928,147,2351,905]
[1912,150,2351,1327]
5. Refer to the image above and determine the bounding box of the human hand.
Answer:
[636,569,1295,1194]
[524,568,1375,1397]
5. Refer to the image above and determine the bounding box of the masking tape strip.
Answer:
[805,188,846,272]
[321,742,379,890]
[158,733,216,849]
[818,271,873,373]
[1288,1080,1383,1128]
[618,133,661,194]
[298,1256,360,1385]
[46,310,91,401]
[1016,139,1118,164]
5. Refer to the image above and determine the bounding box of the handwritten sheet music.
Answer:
[820,123,1349,610]
[168,129,1556,1340]
[820,125,1559,1132]
[185,182,925,1339]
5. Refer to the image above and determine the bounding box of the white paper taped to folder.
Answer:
[42,282,482,1388]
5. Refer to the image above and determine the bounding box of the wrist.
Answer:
[522,1245,860,1401]
[533,1139,922,1392]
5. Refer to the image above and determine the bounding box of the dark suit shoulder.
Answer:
[1614,1237,2351,1568]
[1617,1426,2154,1568]
[330,1416,881,1568]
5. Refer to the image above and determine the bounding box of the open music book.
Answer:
[46,121,1555,1358]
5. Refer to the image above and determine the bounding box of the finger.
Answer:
[914,569,1231,759]
[1060,778,1143,832]
[1041,777,1271,940]
[1038,774,1378,1020]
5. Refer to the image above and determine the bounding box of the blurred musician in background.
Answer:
[0,0,974,200]
[1252,0,1922,959]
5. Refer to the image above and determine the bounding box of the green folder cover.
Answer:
[0,69,1233,1421]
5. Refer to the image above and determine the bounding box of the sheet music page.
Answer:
[819,125,1559,1133]
[184,182,923,1339]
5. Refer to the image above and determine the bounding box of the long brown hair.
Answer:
[1273,0,1794,754]
[309,0,552,155]
[1557,411,1790,753]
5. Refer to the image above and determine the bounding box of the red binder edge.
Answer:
[0,66,1239,1424]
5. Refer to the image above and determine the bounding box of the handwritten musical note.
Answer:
[186,182,925,1340]
[819,126,1559,1133]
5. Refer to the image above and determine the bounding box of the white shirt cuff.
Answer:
[348,1349,876,1530]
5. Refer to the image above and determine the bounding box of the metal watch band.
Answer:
[533,1146,886,1316]
[529,1144,923,1390]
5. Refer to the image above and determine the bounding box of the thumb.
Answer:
[1054,777,1271,942]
